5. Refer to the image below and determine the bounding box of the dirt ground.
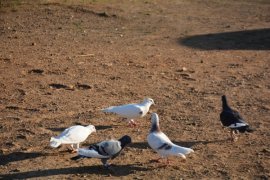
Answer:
[0,0,270,179]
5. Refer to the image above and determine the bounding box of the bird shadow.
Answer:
[0,164,150,179]
[130,139,228,150]
[129,142,149,149]
[0,152,44,166]
[95,125,115,130]
[179,28,270,50]
[47,127,66,132]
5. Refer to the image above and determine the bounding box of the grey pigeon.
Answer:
[71,135,132,168]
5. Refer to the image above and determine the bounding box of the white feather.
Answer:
[229,122,248,128]
[102,98,154,119]
[50,125,95,148]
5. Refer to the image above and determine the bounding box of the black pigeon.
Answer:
[71,135,132,168]
[220,95,253,141]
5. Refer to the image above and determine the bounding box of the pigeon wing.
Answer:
[56,126,90,143]
[98,140,122,156]
[220,109,247,127]
[78,147,110,158]
[147,132,173,151]
[103,104,143,119]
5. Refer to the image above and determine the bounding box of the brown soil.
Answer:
[0,0,270,179]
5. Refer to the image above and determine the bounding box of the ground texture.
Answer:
[0,0,270,179]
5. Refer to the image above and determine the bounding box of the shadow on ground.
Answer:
[179,28,270,50]
[0,152,44,166]
[0,164,149,179]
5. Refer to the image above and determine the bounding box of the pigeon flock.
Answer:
[50,95,253,168]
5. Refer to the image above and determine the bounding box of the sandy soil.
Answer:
[0,0,270,179]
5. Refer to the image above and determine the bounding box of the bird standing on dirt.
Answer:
[102,98,154,127]
[71,135,132,168]
[220,95,254,141]
[50,125,96,152]
[147,113,194,165]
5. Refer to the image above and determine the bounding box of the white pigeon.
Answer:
[71,135,132,168]
[50,125,96,152]
[147,113,194,164]
[102,98,154,126]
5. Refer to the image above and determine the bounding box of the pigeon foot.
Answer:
[128,120,137,128]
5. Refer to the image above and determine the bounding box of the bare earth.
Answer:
[0,0,270,179]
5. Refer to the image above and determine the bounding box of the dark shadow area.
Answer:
[0,152,44,166]
[47,127,66,132]
[129,142,149,149]
[95,125,114,130]
[0,164,149,179]
[42,2,116,18]
[179,28,270,50]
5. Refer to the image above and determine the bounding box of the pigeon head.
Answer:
[118,135,132,148]
[150,113,161,133]
[221,95,231,110]
[86,125,96,133]
[143,98,155,105]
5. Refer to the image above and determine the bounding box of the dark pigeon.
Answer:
[71,135,131,168]
[220,95,253,141]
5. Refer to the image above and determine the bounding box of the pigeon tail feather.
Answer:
[50,137,62,148]
[172,145,194,155]
[246,126,255,132]
[177,153,186,159]
[102,106,116,113]
[247,127,255,132]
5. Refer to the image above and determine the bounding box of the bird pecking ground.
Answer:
[0,0,269,179]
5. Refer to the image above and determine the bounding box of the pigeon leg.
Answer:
[230,129,234,141]
[233,130,239,141]
[127,119,137,127]
[70,144,78,153]
[102,158,110,168]
[165,158,172,165]
[74,143,80,150]
[69,144,74,150]
[230,130,238,142]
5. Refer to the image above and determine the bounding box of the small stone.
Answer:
[182,67,188,71]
